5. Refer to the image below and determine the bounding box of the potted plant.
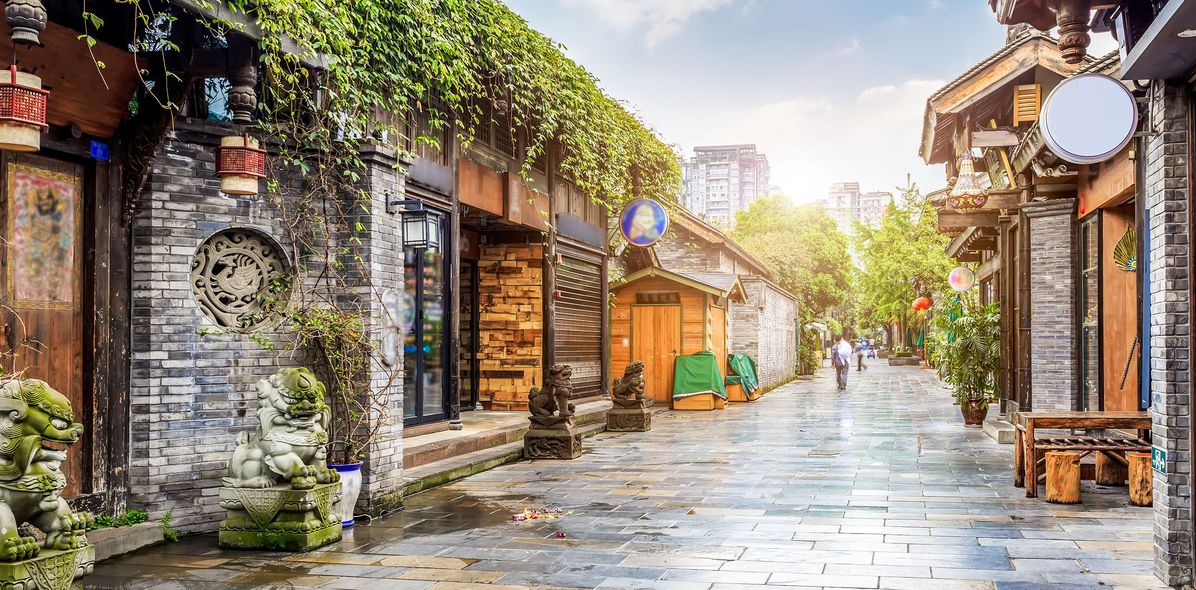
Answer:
[289,306,396,527]
[936,298,1000,426]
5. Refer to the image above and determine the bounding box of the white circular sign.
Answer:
[1040,74,1138,165]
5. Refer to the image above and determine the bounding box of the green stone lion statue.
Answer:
[0,378,93,562]
[224,368,340,490]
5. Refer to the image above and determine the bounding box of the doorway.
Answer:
[403,214,451,426]
[631,304,682,404]
[459,259,479,411]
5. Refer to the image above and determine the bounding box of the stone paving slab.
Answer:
[82,365,1164,589]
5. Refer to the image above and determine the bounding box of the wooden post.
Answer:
[1095,451,1128,486]
[1023,418,1037,497]
[1013,426,1025,488]
[1045,451,1081,504]
[1128,452,1153,507]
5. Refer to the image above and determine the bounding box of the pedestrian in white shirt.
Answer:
[832,335,853,391]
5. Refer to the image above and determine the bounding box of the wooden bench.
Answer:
[1013,411,1151,499]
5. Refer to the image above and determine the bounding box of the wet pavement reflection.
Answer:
[84,365,1163,589]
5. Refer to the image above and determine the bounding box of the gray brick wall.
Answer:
[1145,82,1192,587]
[1023,198,1079,413]
[130,120,405,532]
[732,278,797,389]
[655,224,733,273]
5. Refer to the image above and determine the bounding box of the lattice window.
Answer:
[191,229,290,331]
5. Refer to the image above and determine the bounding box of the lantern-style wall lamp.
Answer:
[389,198,443,252]
[217,133,266,195]
[946,153,988,214]
[0,65,46,152]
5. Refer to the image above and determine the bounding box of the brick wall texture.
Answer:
[477,244,543,410]
[130,121,405,532]
[1023,198,1079,413]
[731,279,798,389]
[1145,82,1192,587]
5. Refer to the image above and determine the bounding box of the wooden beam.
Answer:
[973,129,1019,147]
[938,211,1001,228]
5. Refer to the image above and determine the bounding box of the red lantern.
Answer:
[0,65,47,152]
[912,296,932,311]
[217,133,267,195]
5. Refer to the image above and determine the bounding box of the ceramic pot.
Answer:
[330,462,363,527]
[961,399,988,426]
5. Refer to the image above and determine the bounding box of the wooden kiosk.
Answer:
[611,268,746,409]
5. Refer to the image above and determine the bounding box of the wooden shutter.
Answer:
[554,243,605,399]
[1013,84,1041,127]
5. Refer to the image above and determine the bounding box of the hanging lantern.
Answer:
[949,266,976,292]
[946,153,988,214]
[912,296,932,311]
[217,134,266,195]
[0,66,47,152]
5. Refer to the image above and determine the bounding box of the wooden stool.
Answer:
[1095,451,1128,486]
[1128,452,1153,507]
[1045,451,1081,504]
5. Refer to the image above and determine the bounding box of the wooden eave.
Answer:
[946,226,1000,259]
[169,0,330,68]
[990,0,1056,29]
[919,34,1081,165]
[672,210,772,279]
[612,267,747,303]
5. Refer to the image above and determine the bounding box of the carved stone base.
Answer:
[0,545,94,590]
[524,427,583,459]
[218,482,343,552]
[607,407,651,432]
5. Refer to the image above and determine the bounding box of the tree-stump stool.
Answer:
[1095,451,1128,486]
[1045,451,1081,504]
[1128,452,1153,507]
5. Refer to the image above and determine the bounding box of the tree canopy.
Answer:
[730,196,852,323]
[853,181,955,333]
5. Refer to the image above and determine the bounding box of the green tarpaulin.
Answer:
[672,351,727,399]
[726,353,759,395]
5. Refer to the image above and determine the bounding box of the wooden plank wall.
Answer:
[1100,203,1139,410]
[611,277,709,386]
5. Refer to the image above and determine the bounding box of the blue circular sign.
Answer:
[619,198,669,247]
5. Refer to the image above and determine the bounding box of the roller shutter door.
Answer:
[554,243,604,399]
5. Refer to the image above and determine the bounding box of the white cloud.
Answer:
[563,0,738,47]
[837,38,862,56]
[687,79,946,202]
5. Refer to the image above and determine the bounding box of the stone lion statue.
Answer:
[612,361,649,408]
[528,364,575,428]
[0,378,93,561]
[225,368,340,490]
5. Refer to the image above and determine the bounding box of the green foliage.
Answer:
[798,326,822,376]
[731,196,852,321]
[90,509,148,530]
[162,510,179,543]
[933,296,1001,406]
[854,180,954,334]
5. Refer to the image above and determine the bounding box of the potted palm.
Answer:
[937,299,1000,426]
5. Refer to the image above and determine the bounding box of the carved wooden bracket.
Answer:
[4,0,45,46]
[1054,0,1091,65]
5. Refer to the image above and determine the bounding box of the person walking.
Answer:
[832,334,853,391]
[855,340,867,371]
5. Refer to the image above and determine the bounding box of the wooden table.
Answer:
[1014,411,1151,498]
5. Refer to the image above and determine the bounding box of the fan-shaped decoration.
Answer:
[1113,226,1136,272]
[912,296,932,311]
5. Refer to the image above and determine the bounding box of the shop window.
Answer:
[191,228,290,331]
[1079,216,1101,410]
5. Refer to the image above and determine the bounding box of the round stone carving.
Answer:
[191,229,289,331]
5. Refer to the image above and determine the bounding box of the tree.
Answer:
[730,196,852,324]
[854,180,955,346]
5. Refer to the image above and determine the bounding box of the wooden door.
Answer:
[709,303,728,378]
[0,154,85,497]
[632,305,682,403]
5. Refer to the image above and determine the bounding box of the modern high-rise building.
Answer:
[680,144,771,228]
[819,182,892,234]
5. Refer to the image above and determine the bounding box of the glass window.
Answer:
[1079,216,1101,411]
[402,213,450,425]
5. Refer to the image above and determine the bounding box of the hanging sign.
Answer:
[1040,74,1138,165]
[618,198,669,248]
[949,267,976,292]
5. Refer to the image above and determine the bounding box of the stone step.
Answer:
[401,418,609,498]
[983,418,1016,444]
[89,521,165,562]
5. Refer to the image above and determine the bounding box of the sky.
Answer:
[503,0,1117,203]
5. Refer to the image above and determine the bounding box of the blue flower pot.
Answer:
[330,462,363,527]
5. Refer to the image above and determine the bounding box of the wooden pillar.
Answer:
[1045,451,1081,504]
[1128,452,1153,506]
[1095,451,1128,486]
[1013,428,1025,488]
[446,135,462,427]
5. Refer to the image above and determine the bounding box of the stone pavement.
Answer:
[84,364,1162,589]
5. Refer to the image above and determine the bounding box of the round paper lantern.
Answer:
[912,296,932,311]
[949,267,976,292]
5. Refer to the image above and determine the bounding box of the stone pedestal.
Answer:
[0,545,94,590]
[524,427,583,459]
[607,406,652,432]
[218,482,343,551]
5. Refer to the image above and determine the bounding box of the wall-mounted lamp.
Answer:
[389,198,442,252]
